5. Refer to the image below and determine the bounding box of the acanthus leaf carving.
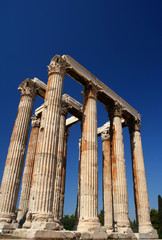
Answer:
[47,55,67,76]
[18,79,37,100]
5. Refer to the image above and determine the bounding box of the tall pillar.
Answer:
[108,102,132,233]
[77,139,81,222]
[129,118,157,237]
[53,104,68,220]
[17,114,41,225]
[77,84,100,232]
[101,129,113,232]
[58,129,69,221]
[24,55,66,230]
[0,79,37,230]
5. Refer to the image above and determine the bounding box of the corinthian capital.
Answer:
[18,79,37,100]
[101,129,110,142]
[83,84,98,102]
[128,114,141,133]
[48,55,67,76]
[31,115,41,128]
[113,101,122,117]
[105,101,122,120]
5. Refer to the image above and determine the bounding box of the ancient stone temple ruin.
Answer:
[0,55,158,239]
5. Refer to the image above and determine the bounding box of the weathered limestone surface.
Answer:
[129,120,158,238]
[101,130,113,232]
[108,102,132,234]
[77,139,81,222]
[0,54,157,239]
[58,130,69,221]
[77,84,100,232]
[13,228,109,239]
[24,55,66,230]
[53,105,68,220]
[0,79,37,229]
[17,115,40,224]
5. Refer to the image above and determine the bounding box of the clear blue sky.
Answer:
[0,1,162,221]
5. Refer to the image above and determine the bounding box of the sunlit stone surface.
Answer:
[17,115,40,225]
[0,55,157,239]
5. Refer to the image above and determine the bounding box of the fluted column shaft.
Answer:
[25,56,66,228]
[77,139,81,222]
[0,79,36,224]
[17,115,40,224]
[102,130,113,231]
[129,120,154,233]
[53,105,68,220]
[58,130,69,221]
[109,102,130,232]
[77,84,100,232]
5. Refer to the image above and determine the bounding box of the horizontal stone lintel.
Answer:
[34,94,83,120]
[62,55,139,119]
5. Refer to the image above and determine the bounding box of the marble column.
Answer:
[77,84,100,232]
[58,129,69,221]
[77,139,81,222]
[53,104,68,220]
[17,115,40,225]
[101,129,113,232]
[108,102,132,233]
[129,119,157,236]
[0,79,37,229]
[24,55,66,230]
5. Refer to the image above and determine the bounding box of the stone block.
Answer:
[80,231,92,239]
[34,230,75,239]
[107,232,119,239]
[92,227,108,239]
[92,231,108,239]
[14,229,76,239]
[31,221,63,230]
[0,222,19,234]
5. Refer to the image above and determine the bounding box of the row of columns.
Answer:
[101,103,154,233]
[0,55,155,236]
[0,56,68,230]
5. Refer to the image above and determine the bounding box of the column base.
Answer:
[138,224,158,239]
[114,220,133,233]
[0,213,16,223]
[0,213,18,233]
[23,219,63,231]
[23,212,63,231]
[77,217,101,232]
[113,222,136,238]
[0,222,18,234]
[105,224,113,232]
[31,220,63,230]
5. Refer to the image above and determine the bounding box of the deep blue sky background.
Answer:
[0,1,162,221]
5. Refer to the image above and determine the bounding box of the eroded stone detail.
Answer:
[18,79,37,100]
[48,55,67,76]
